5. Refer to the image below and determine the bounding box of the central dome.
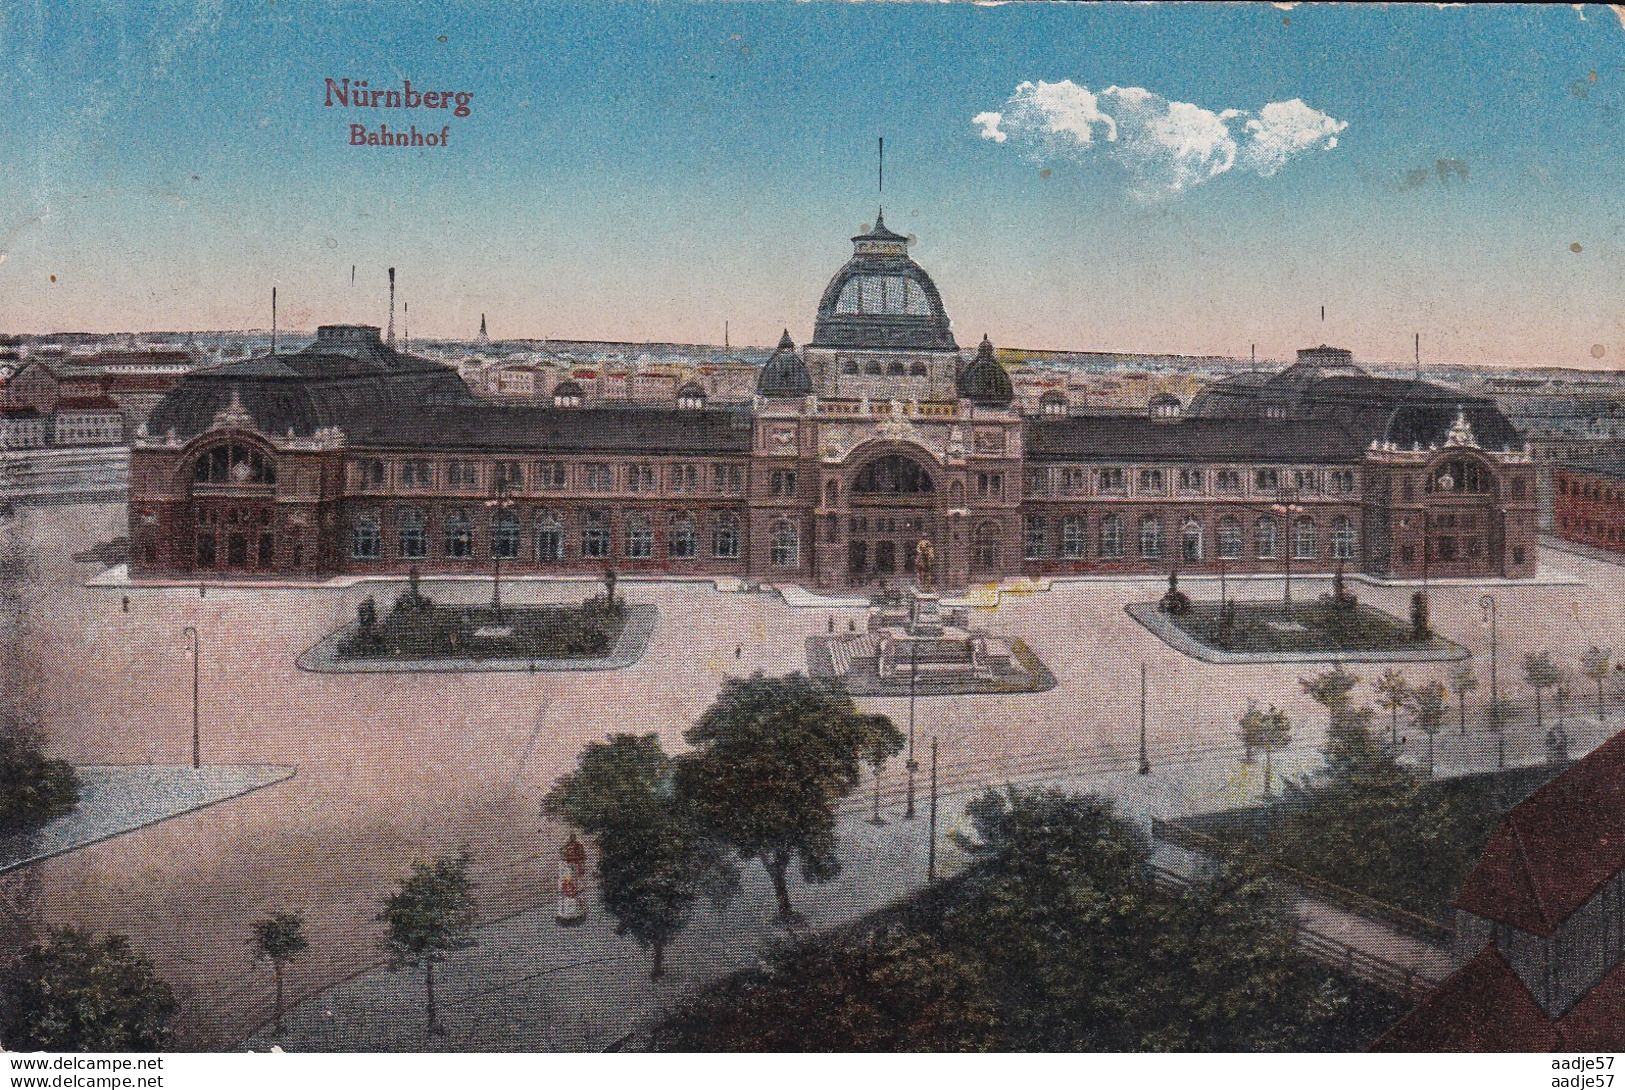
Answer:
[809,211,957,352]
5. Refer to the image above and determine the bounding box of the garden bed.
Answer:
[1127,600,1469,664]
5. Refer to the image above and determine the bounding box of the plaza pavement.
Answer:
[5,500,1624,1049]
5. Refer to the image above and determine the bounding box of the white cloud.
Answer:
[973,80,1347,198]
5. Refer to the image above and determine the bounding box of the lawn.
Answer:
[336,597,627,661]
[1168,600,1446,656]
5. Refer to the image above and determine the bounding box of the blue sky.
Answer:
[2,2,1622,368]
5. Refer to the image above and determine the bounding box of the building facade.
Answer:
[1554,458,1625,556]
[128,215,1539,586]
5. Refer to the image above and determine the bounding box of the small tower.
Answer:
[477,313,489,346]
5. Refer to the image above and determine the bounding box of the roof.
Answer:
[958,335,1013,406]
[1022,414,1367,464]
[757,330,813,398]
[356,402,754,454]
[1559,456,1625,481]
[53,395,122,412]
[1454,730,1625,936]
[810,213,957,352]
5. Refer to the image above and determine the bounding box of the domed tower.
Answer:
[957,334,1013,407]
[804,212,960,401]
[756,330,813,399]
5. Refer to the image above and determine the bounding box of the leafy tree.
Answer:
[1300,664,1360,716]
[0,928,175,1051]
[1407,680,1447,778]
[1448,664,1478,736]
[379,851,476,1036]
[1524,651,1563,732]
[675,673,901,922]
[0,719,80,837]
[544,734,736,978]
[251,911,307,1036]
[1581,646,1612,720]
[1257,705,1291,797]
[1237,700,1264,763]
[1373,670,1409,749]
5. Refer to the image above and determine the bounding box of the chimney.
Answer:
[386,267,396,346]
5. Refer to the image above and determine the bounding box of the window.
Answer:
[1139,516,1162,559]
[1255,468,1279,492]
[363,459,386,486]
[585,463,613,492]
[445,509,474,558]
[1256,517,1278,559]
[976,472,1003,499]
[494,462,523,490]
[192,443,276,486]
[670,464,698,492]
[1061,515,1086,559]
[1294,469,1319,493]
[712,464,743,493]
[398,508,426,558]
[1138,469,1164,494]
[1329,469,1355,494]
[770,469,798,497]
[535,513,564,562]
[668,513,697,559]
[1513,546,1526,565]
[402,460,432,488]
[447,460,478,489]
[492,510,520,559]
[1294,517,1318,561]
[1332,516,1356,560]
[973,521,1002,569]
[1218,517,1242,560]
[770,518,800,567]
[625,516,653,559]
[1510,477,1526,498]
[626,464,655,493]
[1182,520,1203,562]
[1216,470,1242,494]
[1023,515,1047,560]
[581,510,610,558]
[534,461,567,490]
[855,456,934,495]
[1178,468,1204,494]
[1099,514,1125,559]
[351,515,381,560]
[1098,468,1126,494]
[1060,468,1087,494]
[713,513,740,559]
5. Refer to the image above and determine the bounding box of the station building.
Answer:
[127,213,1538,587]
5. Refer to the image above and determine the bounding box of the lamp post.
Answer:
[1270,488,1305,609]
[1480,593,1501,766]
[1138,661,1151,775]
[182,626,200,770]
[485,475,515,623]
[905,638,919,820]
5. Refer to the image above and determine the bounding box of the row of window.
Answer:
[1561,476,1625,504]
[1027,466,1357,498]
[348,508,803,567]
[1018,513,1358,562]
[351,458,748,495]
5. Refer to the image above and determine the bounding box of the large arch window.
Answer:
[1139,516,1163,560]
[668,513,697,560]
[713,513,740,560]
[1061,515,1086,559]
[351,514,381,560]
[833,275,933,317]
[1332,516,1357,560]
[1182,519,1203,562]
[1255,517,1278,560]
[770,518,800,568]
[192,443,276,486]
[1099,515,1124,559]
[398,508,427,559]
[1217,517,1242,560]
[445,509,474,559]
[491,510,520,560]
[973,521,1001,569]
[535,513,565,562]
[625,515,654,560]
[852,455,935,495]
[1430,458,1494,495]
[582,510,610,559]
[1294,517,1319,561]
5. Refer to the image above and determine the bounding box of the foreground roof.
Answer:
[1022,414,1368,464]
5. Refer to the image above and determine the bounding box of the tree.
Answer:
[1237,700,1264,763]
[1257,705,1292,797]
[251,911,307,1036]
[1300,664,1360,717]
[1448,664,1479,736]
[675,673,902,922]
[379,851,476,1035]
[1524,651,1563,732]
[0,718,80,837]
[0,928,176,1050]
[1581,646,1612,721]
[543,734,736,979]
[1374,670,1409,749]
[1407,680,1447,778]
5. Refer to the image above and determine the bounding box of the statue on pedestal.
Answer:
[914,537,935,594]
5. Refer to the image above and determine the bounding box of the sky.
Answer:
[1,1,1622,369]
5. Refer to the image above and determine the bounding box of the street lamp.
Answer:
[484,475,515,623]
[1269,489,1305,608]
[1139,661,1151,775]
[905,638,919,820]
[182,626,200,770]
[1480,594,1502,767]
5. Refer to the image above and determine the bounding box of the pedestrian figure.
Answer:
[121,595,129,613]
[848,618,856,633]
[734,645,741,659]
[827,615,834,634]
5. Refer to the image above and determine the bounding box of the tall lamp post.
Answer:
[485,475,515,622]
[182,626,200,770]
[905,638,919,820]
[1270,488,1305,608]
[1480,593,1500,763]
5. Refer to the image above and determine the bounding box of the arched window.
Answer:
[770,518,799,568]
[625,515,653,559]
[887,360,905,376]
[351,514,381,560]
[192,443,276,486]
[535,512,564,562]
[973,521,1001,569]
[1139,516,1163,560]
[713,512,740,559]
[445,509,474,559]
[852,455,935,495]
[1182,519,1203,562]
[668,512,697,559]
[1061,515,1086,559]
[1255,517,1278,559]
[398,508,426,559]
[825,479,839,505]
[491,509,520,560]
[909,362,928,377]
[1218,516,1242,560]
[1099,514,1124,559]
[1023,515,1047,560]
[949,480,965,503]
[1332,515,1357,560]
[581,510,610,559]
[1294,517,1319,561]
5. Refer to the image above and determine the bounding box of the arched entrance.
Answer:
[1421,452,1505,576]
[843,451,941,587]
[184,437,281,574]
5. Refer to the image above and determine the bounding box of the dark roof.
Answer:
[958,335,1013,406]
[1023,414,1367,464]
[1372,947,1557,1052]
[1454,730,1625,936]
[551,379,585,398]
[757,330,813,398]
[810,214,957,352]
[1559,456,1625,481]
[53,395,121,412]
[851,209,909,244]
[357,403,753,454]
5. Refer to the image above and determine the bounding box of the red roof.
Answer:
[1454,730,1625,936]
[53,395,121,412]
